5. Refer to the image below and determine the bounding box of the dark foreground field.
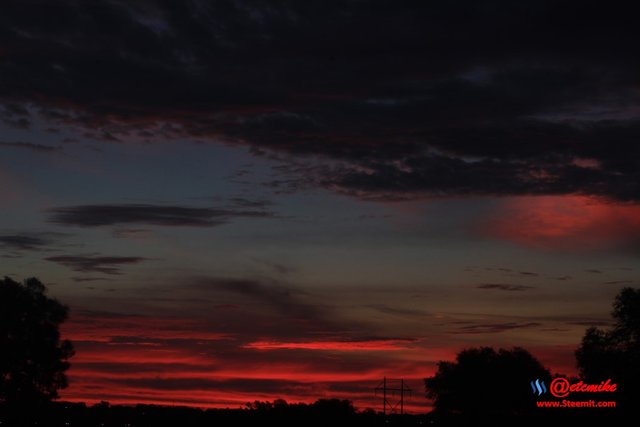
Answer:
[1,400,422,427]
[0,399,625,427]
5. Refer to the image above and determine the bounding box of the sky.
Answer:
[1,0,639,413]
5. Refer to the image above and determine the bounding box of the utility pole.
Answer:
[383,377,387,415]
[375,377,412,415]
[400,379,404,415]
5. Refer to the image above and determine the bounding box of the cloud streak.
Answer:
[365,304,429,318]
[0,141,61,152]
[48,204,274,227]
[0,234,52,251]
[453,322,541,334]
[0,232,69,251]
[189,276,324,323]
[244,339,416,352]
[476,284,535,292]
[45,255,149,275]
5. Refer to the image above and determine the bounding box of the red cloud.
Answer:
[60,311,436,411]
[59,311,575,413]
[244,339,415,352]
[478,195,640,249]
[63,312,231,343]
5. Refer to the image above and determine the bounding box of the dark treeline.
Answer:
[0,398,626,427]
[0,399,426,427]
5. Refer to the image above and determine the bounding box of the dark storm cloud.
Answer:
[2,1,640,200]
[45,255,148,275]
[47,203,274,227]
[476,284,535,292]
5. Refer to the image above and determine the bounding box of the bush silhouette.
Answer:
[0,277,74,407]
[425,347,550,419]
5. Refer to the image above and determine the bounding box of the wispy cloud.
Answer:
[244,338,416,352]
[45,255,149,275]
[0,141,61,152]
[453,322,541,334]
[228,197,274,209]
[189,276,320,321]
[566,320,612,327]
[48,203,275,227]
[602,280,633,285]
[0,232,69,251]
[476,284,535,292]
[72,277,115,283]
[366,304,429,317]
[112,229,152,239]
[519,271,539,277]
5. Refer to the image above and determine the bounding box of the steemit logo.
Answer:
[531,379,547,396]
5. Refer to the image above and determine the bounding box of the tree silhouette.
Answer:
[310,398,356,418]
[425,347,550,420]
[0,277,74,406]
[576,287,640,411]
